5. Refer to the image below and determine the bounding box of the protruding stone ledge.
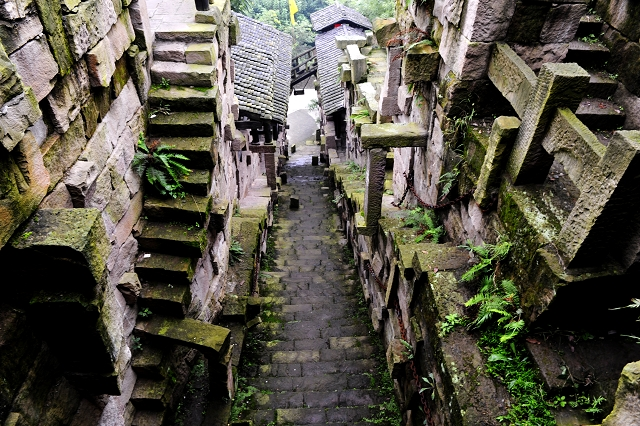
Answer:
[360,123,427,149]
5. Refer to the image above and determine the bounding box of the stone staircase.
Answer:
[566,13,627,142]
[129,23,231,426]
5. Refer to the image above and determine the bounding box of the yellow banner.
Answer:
[289,0,298,25]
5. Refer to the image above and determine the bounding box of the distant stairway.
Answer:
[130,22,231,426]
[291,47,317,87]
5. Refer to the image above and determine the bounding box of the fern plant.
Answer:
[465,276,524,342]
[132,133,191,198]
[403,207,444,243]
[459,239,512,282]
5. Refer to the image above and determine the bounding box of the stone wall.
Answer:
[324,0,640,423]
[0,0,271,424]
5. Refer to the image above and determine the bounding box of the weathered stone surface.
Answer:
[505,1,551,43]
[86,10,135,87]
[401,42,438,83]
[0,42,23,106]
[487,43,537,118]
[40,181,74,208]
[42,115,87,190]
[0,88,42,152]
[602,361,640,426]
[509,42,569,73]
[372,18,397,47]
[44,61,91,133]
[439,20,492,80]
[507,62,590,185]
[0,131,49,247]
[117,272,141,305]
[361,123,426,149]
[32,0,74,76]
[185,43,216,65]
[541,108,604,189]
[356,82,378,123]
[128,0,154,53]
[363,148,386,229]
[557,130,640,269]
[151,61,216,87]
[474,116,521,209]
[0,12,43,54]
[126,47,150,104]
[9,37,58,101]
[539,3,586,43]
[596,0,640,42]
[62,0,119,60]
[346,44,366,84]
[0,0,32,20]
[459,0,516,42]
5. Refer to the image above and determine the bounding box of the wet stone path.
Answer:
[238,143,392,425]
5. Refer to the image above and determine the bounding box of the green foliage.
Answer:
[230,0,252,13]
[580,33,601,44]
[403,207,444,243]
[438,164,460,200]
[20,231,32,240]
[419,373,437,400]
[229,238,245,265]
[363,399,402,426]
[230,377,258,421]
[350,109,370,119]
[191,360,206,377]
[479,327,556,425]
[400,339,414,360]
[458,239,512,282]
[345,160,366,181]
[307,98,319,110]
[132,134,191,198]
[438,313,467,337]
[131,336,142,351]
[611,297,640,343]
[342,0,395,22]
[138,307,153,318]
[465,276,523,342]
[160,77,170,89]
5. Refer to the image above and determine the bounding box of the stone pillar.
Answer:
[250,128,260,144]
[474,116,521,209]
[265,153,276,189]
[556,130,640,269]
[262,120,273,144]
[506,63,590,185]
[379,47,402,117]
[363,148,387,231]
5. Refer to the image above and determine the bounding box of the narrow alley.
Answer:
[234,141,399,425]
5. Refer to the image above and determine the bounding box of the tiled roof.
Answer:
[232,14,293,123]
[310,4,372,32]
[315,25,365,116]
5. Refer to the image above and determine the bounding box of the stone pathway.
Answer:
[238,142,392,425]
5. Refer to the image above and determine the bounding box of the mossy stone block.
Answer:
[401,43,439,83]
[361,123,427,149]
[136,253,195,285]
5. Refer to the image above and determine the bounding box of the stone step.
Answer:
[246,373,373,393]
[131,410,165,426]
[135,252,195,286]
[275,406,373,424]
[565,39,610,68]
[153,41,217,65]
[138,220,205,258]
[576,14,603,39]
[575,98,626,130]
[149,136,214,169]
[131,344,169,380]
[130,377,173,411]
[144,194,212,225]
[154,23,218,43]
[179,169,209,196]
[139,281,191,318]
[253,389,386,410]
[149,85,220,114]
[149,111,215,137]
[135,316,231,361]
[587,70,619,99]
[151,60,215,87]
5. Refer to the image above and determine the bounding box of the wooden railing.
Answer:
[291,48,318,87]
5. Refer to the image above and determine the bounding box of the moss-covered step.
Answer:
[130,377,173,411]
[131,410,165,426]
[179,169,210,196]
[144,194,212,225]
[154,23,218,42]
[137,221,206,258]
[586,70,619,99]
[134,316,231,361]
[150,136,214,169]
[132,344,169,380]
[575,97,626,130]
[149,85,222,117]
[565,39,610,68]
[139,281,192,318]
[576,15,603,39]
[151,61,216,87]
[135,252,195,286]
[148,112,215,137]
